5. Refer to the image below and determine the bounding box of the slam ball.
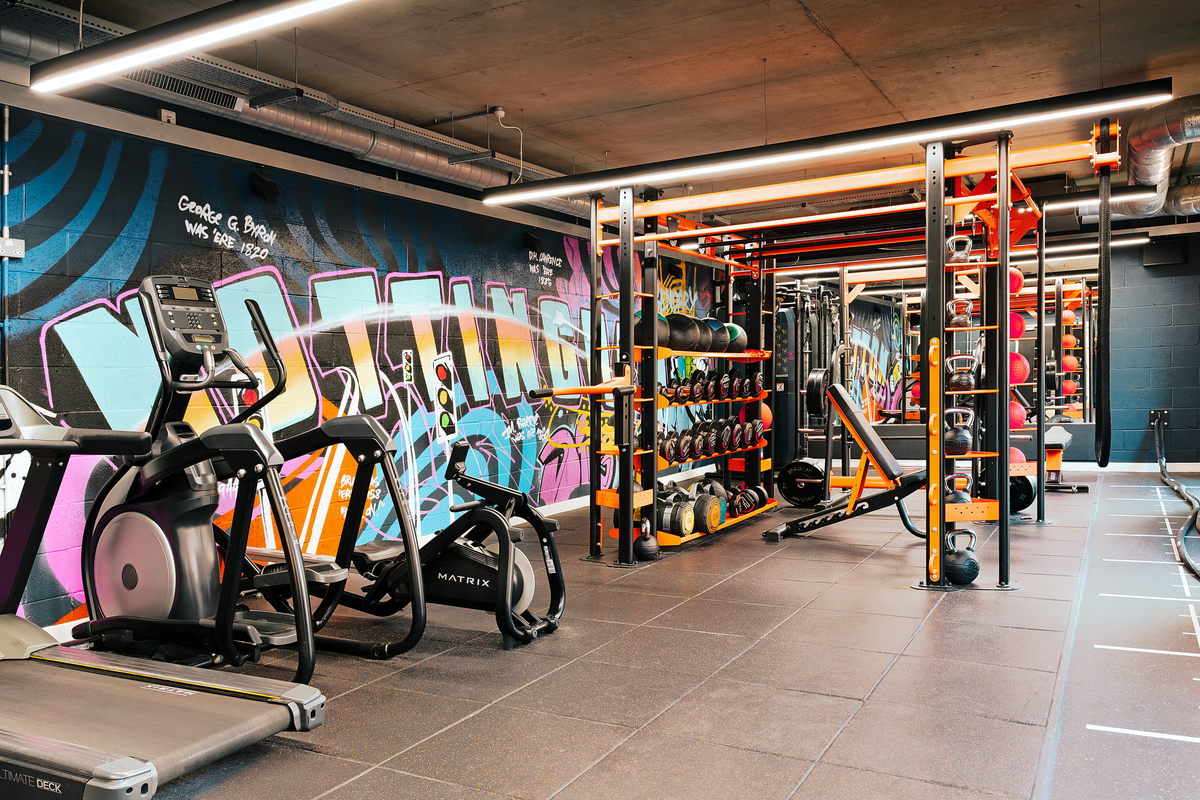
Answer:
[1009,400,1027,430]
[1009,311,1026,339]
[1062,354,1080,372]
[1010,352,1030,384]
[1009,266,1024,294]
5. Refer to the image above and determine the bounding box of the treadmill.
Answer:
[0,385,325,799]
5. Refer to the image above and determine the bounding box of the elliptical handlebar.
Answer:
[229,300,288,425]
[444,440,557,533]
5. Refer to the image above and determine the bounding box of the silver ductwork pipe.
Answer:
[0,24,588,219]
[1164,182,1200,216]
[1078,95,1200,221]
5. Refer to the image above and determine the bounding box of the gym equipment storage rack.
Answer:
[586,192,776,564]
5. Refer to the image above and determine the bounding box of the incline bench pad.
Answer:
[827,384,904,481]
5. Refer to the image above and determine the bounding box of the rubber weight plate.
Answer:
[693,494,722,534]
[1010,476,1035,512]
[777,460,824,507]
[677,431,694,461]
[657,501,695,537]
[805,368,830,417]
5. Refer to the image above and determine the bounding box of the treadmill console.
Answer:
[140,276,227,364]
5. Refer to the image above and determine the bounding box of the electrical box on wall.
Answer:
[1143,238,1188,267]
[158,109,177,125]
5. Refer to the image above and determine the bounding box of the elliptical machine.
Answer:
[74,276,344,683]
[248,387,566,648]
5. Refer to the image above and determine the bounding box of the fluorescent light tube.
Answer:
[32,0,361,94]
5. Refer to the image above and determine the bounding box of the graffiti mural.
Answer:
[0,110,649,627]
[844,299,905,419]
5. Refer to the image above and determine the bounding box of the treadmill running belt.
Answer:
[0,660,293,787]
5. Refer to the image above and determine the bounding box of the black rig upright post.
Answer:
[639,239,659,542]
[920,140,950,590]
[985,132,1015,590]
[588,195,605,559]
[1035,201,1047,523]
[616,186,637,566]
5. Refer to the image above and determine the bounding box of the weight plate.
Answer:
[1010,475,1036,512]
[805,368,830,417]
[777,460,824,507]
[694,494,722,534]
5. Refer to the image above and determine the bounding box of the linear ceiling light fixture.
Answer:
[31,0,362,94]
[481,79,1172,206]
[1040,185,1159,210]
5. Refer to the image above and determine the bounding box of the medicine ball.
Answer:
[704,318,730,352]
[725,323,748,352]
[667,314,702,351]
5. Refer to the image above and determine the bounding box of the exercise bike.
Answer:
[73,276,345,683]
[261,434,566,651]
[193,281,564,651]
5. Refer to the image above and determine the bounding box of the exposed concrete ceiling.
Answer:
[38,0,1200,211]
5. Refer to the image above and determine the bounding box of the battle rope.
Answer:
[1153,414,1200,581]
[1095,118,1112,467]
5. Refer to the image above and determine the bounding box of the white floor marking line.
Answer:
[1099,593,1200,602]
[1181,567,1194,598]
[1171,536,1182,561]
[1106,513,1190,518]
[1105,533,1171,537]
[1086,725,1200,743]
[1094,644,1200,657]
[1107,497,1191,502]
[1189,605,1200,647]
[1102,558,1183,564]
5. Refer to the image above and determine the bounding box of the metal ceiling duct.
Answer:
[1164,181,1200,216]
[1078,95,1200,221]
[0,20,588,219]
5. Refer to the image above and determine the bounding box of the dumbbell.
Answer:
[659,430,678,463]
[729,484,757,517]
[658,381,675,402]
[725,369,742,399]
[689,369,707,401]
[656,497,695,538]
[716,370,732,400]
[690,421,710,458]
[727,417,746,450]
[677,428,694,461]
[746,371,765,397]
[748,418,765,444]
[714,417,733,452]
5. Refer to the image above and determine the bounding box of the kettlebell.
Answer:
[945,530,980,585]
[946,234,973,264]
[945,354,978,392]
[632,519,660,561]
[945,472,972,504]
[946,298,972,329]
[943,407,974,456]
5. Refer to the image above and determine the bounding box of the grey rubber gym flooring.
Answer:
[150,471,1200,799]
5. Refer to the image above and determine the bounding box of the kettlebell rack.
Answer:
[586,190,777,565]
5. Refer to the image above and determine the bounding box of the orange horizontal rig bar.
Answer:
[597,140,1101,223]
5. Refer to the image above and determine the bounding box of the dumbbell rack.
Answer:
[587,190,776,564]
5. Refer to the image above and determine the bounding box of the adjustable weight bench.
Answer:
[764,384,927,542]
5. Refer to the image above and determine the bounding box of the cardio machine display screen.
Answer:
[166,285,215,308]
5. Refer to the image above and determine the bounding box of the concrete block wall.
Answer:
[1110,232,1200,462]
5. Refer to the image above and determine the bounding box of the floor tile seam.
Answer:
[854,696,1054,729]
[1028,470,1104,800]
[323,663,419,701]
[370,625,637,772]
[622,726,820,764]
[543,624,778,799]
[365,764,523,797]
[885,651,1058,675]
[796,760,1027,799]
[310,765,382,800]
[267,737,378,768]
